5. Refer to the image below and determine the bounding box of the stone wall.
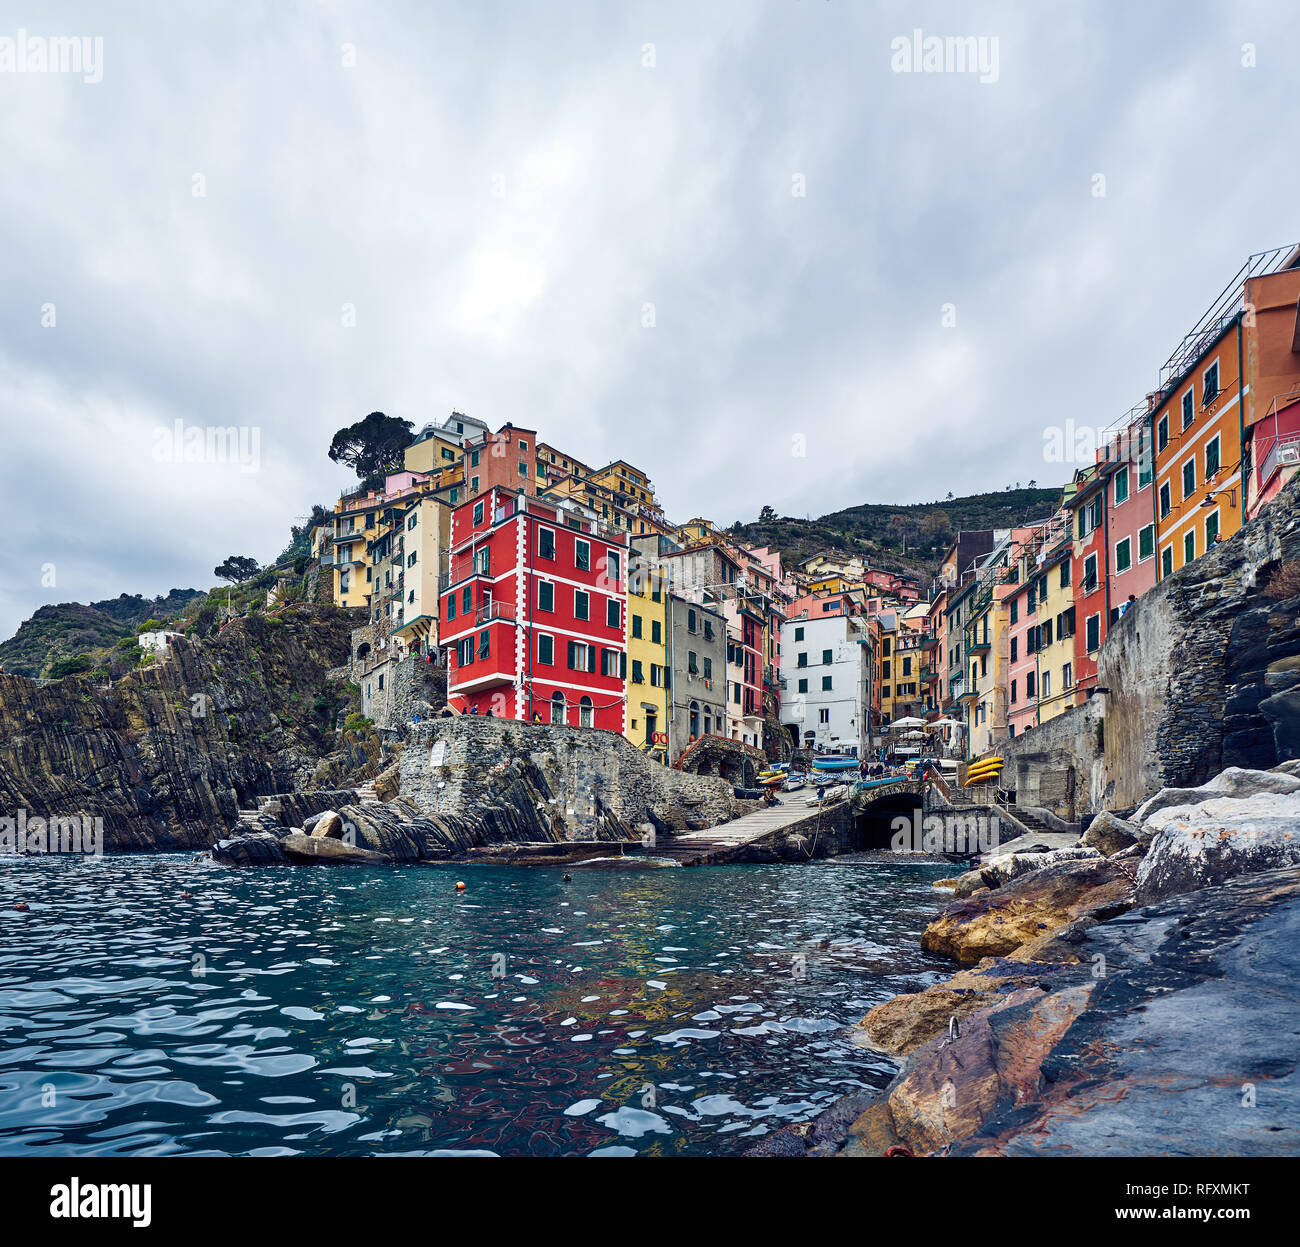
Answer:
[1000,697,1104,820]
[400,716,740,838]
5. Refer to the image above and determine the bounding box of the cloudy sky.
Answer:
[1,0,1297,639]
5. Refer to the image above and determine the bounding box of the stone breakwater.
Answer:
[213,717,744,867]
[751,761,1300,1157]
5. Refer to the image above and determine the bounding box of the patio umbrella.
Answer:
[891,716,924,729]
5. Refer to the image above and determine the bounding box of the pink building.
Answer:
[1247,393,1300,518]
[1006,576,1037,739]
[1102,418,1159,616]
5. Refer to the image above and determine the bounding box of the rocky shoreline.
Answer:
[750,761,1300,1157]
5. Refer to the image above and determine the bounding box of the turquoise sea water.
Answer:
[0,852,956,1156]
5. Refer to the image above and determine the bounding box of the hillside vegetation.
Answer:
[730,486,1064,583]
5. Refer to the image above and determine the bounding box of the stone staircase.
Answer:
[356,780,381,806]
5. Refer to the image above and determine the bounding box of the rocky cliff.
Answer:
[0,606,372,851]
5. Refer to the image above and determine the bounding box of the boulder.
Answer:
[1271,759,1300,779]
[1079,810,1140,856]
[1134,767,1300,824]
[281,831,390,865]
[310,810,344,839]
[921,856,1133,963]
[1133,790,1300,903]
[211,832,289,866]
[954,845,1102,897]
[856,958,1079,1055]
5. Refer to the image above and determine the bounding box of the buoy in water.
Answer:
[14,903,30,912]
[562,873,572,882]
[456,881,466,891]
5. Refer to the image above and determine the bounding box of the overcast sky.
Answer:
[1,0,1297,639]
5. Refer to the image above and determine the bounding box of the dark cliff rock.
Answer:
[0,606,369,851]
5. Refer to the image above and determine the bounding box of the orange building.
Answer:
[1153,246,1300,577]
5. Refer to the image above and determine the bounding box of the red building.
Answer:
[441,486,628,730]
[1066,463,1118,696]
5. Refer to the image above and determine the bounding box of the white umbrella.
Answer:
[891,716,924,729]
[930,716,961,727]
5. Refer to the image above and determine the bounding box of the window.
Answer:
[568,641,593,672]
[822,649,833,665]
[819,708,830,724]
[688,608,697,633]
[1114,468,1129,504]
[456,637,474,666]
[632,613,643,638]
[518,461,527,478]
[478,630,490,660]
[1042,671,1051,697]
[1083,554,1097,592]
[650,665,662,687]
[1115,537,1132,574]
[604,550,621,583]
[1181,388,1194,430]
[538,527,555,559]
[702,656,714,680]
[797,678,808,694]
[462,586,472,614]
[1205,434,1220,478]
[903,656,912,676]
[1010,636,1018,662]
[470,476,479,492]
[822,676,832,691]
[1010,679,1017,704]
[1159,482,1171,518]
[1138,524,1155,562]
[1138,426,1153,488]
[1059,561,1070,588]
[1162,545,1173,578]
[1157,414,1169,452]
[538,581,554,612]
[1026,671,1036,697]
[1202,360,1219,406]
[473,547,490,576]
[607,599,620,629]
[601,648,621,678]
[794,626,804,641]
[571,588,591,621]
[537,634,554,665]
[1205,510,1219,547]
[797,652,808,668]
[1063,662,1073,689]
[1086,613,1101,652]
[550,692,565,725]
[1010,599,1018,624]
[688,650,699,675]
[1184,530,1195,564]
[575,539,590,571]
[579,697,593,729]
[651,620,661,644]
[473,501,485,525]
[1182,458,1196,500]
[447,593,456,620]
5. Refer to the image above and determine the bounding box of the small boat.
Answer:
[782,775,807,792]
[810,757,859,772]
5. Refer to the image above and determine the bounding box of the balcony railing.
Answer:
[475,601,517,625]
[1260,432,1300,487]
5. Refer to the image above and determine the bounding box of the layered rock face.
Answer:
[0,607,368,850]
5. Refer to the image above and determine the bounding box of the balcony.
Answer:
[1260,431,1300,488]
[475,601,517,625]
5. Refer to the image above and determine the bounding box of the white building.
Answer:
[780,612,872,754]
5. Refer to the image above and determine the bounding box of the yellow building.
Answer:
[404,427,464,477]
[1029,540,1077,725]
[626,553,669,762]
